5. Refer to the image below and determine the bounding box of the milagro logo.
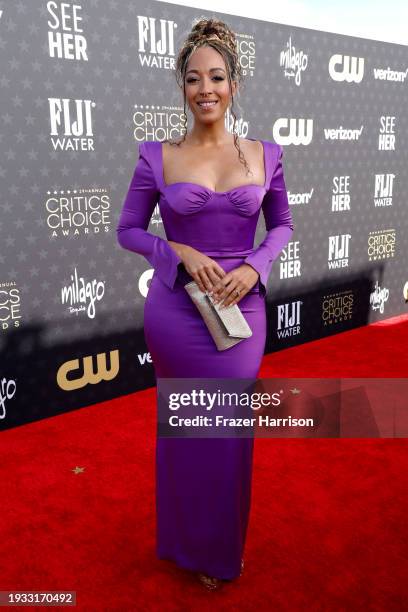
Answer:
[0,377,16,420]
[279,36,308,86]
[332,176,351,212]
[276,300,302,339]
[47,2,88,61]
[61,267,105,319]
[328,54,365,83]
[49,98,95,151]
[225,107,250,137]
[322,291,354,325]
[328,234,351,269]
[45,187,111,238]
[374,173,395,207]
[0,281,21,331]
[370,281,390,314]
[273,118,313,146]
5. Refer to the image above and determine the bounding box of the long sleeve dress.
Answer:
[116,138,294,580]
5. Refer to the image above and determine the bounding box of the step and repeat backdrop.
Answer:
[1,1,407,429]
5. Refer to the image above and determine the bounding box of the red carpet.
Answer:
[1,314,407,611]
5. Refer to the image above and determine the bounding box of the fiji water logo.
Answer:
[49,97,96,151]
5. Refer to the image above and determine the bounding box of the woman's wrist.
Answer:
[168,240,189,261]
[242,262,260,280]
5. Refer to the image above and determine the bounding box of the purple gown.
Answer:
[116,138,294,580]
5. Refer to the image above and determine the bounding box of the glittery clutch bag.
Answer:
[184,280,252,351]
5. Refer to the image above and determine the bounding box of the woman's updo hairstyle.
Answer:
[170,17,251,177]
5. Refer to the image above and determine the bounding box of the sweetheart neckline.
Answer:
[159,138,268,195]
[162,180,267,194]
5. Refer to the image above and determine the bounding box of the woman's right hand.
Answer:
[180,245,227,294]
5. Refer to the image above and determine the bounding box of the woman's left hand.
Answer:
[209,264,259,308]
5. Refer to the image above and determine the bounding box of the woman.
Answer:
[116,18,294,590]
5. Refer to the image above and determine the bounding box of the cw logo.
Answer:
[329,54,365,83]
[57,350,119,391]
[273,118,313,146]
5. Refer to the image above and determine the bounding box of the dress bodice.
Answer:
[147,139,274,257]
[116,138,294,297]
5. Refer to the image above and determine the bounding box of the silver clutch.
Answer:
[184,280,252,351]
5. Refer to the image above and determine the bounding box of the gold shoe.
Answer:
[197,572,222,590]
[198,560,244,589]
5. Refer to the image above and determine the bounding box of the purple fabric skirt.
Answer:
[143,257,266,580]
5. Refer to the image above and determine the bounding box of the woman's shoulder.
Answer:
[262,139,283,160]
[246,138,282,159]
[138,140,162,165]
[140,139,161,151]
[261,138,282,153]
[242,137,281,156]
